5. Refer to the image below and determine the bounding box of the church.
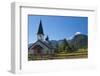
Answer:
[28,20,54,55]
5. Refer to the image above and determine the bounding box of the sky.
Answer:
[28,15,88,43]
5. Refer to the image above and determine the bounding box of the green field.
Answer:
[28,48,88,61]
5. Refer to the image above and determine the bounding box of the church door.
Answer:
[33,45,43,55]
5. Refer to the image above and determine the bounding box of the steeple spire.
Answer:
[37,20,44,35]
[37,20,44,41]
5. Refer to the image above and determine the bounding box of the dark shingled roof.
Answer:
[28,40,53,50]
[37,20,44,35]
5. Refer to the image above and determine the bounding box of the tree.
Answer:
[63,38,77,53]
[63,38,69,52]
[67,45,75,52]
[54,44,59,53]
[45,35,49,41]
[58,44,64,52]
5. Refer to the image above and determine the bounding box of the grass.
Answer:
[28,49,88,61]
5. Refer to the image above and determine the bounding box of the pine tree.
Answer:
[63,38,69,52]
[45,35,49,41]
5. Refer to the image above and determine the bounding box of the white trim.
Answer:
[11,2,97,74]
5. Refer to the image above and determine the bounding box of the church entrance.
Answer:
[33,45,43,55]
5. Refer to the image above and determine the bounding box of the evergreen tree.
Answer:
[63,38,76,53]
[58,44,64,52]
[54,43,59,53]
[63,38,69,52]
[45,35,49,41]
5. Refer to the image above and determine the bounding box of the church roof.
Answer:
[28,40,53,50]
[37,20,44,35]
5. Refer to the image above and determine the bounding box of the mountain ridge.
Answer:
[28,34,88,50]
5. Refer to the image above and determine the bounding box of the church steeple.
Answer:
[37,20,44,35]
[37,20,44,41]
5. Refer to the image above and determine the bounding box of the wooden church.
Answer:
[28,20,54,55]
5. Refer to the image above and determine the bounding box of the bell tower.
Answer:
[37,20,44,41]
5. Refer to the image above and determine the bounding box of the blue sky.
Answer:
[28,15,88,43]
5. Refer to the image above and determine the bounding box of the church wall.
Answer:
[28,49,34,54]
